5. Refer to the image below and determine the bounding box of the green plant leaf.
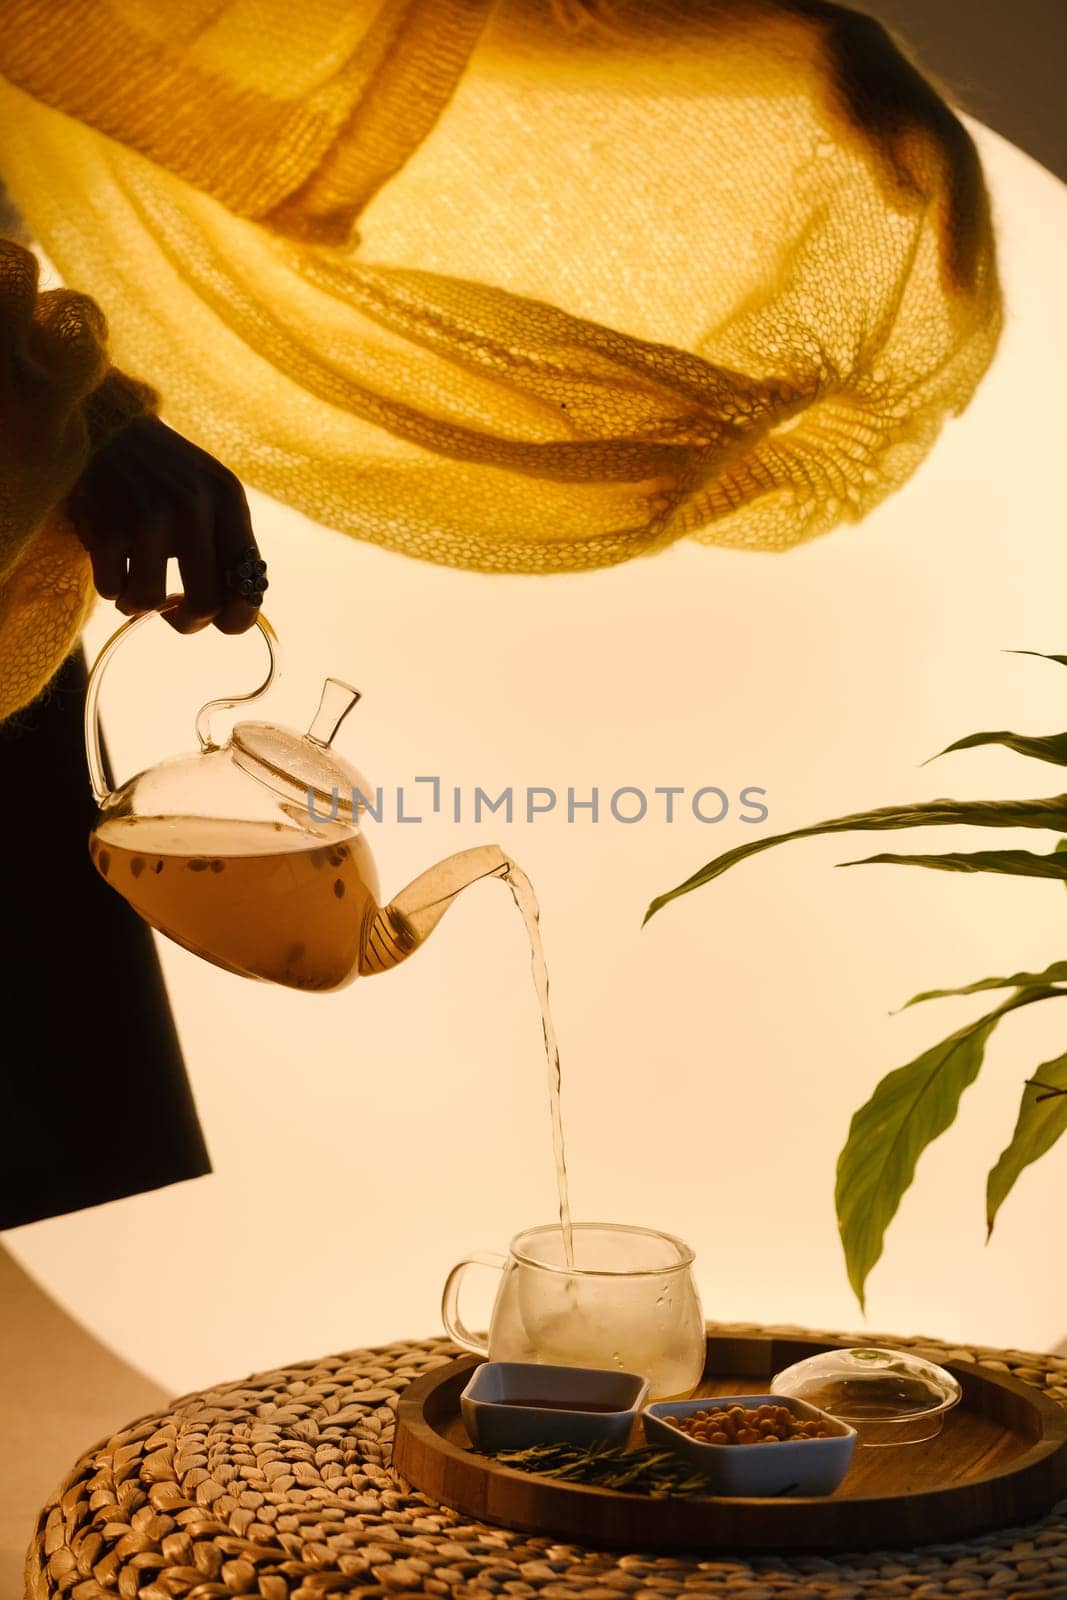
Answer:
[1008,650,1067,668]
[842,849,1067,880]
[836,988,1063,1308]
[902,960,1067,1008]
[932,730,1067,767]
[643,794,1067,924]
[986,1053,1067,1237]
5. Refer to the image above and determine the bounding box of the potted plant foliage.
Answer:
[646,651,1067,1307]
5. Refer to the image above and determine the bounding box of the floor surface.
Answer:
[0,1246,167,1599]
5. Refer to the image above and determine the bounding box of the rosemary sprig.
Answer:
[486,1441,712,1499]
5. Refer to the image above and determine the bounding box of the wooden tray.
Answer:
[393,1332,1067,1553]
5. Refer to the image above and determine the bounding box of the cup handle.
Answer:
[441,1252,507,1356]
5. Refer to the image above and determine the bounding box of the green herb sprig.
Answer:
[488,1441,712,1499]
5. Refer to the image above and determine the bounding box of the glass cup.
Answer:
[441,1222,706,1401]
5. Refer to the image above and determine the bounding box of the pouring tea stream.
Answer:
[83,604,574,1261]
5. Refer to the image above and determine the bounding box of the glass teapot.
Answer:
[84,603,509,992]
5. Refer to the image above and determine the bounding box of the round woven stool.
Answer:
[25,1324,1067,1600]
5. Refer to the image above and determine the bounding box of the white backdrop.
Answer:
[8,124,1067,1394]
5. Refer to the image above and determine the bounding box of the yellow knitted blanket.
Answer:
[0,0,1001,716]
[0,240,157,718]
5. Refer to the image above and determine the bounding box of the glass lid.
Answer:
[770,1346,962,1427]
[230,679,373,824]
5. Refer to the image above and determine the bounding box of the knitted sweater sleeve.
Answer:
[0,237,157,719]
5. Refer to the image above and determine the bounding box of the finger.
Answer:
[214,573,266,635]
[66,486,131,600]
[212,572,262,627]
[166,527,223,635]
[115,515,172,616]
[88,538,130,602]
[212,477,265,636]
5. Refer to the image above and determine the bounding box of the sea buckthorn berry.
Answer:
[665,1404,833,1445]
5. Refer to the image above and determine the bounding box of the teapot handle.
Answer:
[84,596,279,805]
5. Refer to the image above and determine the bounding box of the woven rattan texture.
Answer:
[25,1325,1067,1600]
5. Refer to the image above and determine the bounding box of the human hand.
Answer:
[66,414,267,634]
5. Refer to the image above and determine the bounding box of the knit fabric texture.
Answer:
[0,240,159,716]
[0,0,1001,704]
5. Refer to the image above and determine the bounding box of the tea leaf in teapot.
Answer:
[986,1052,1067,1238]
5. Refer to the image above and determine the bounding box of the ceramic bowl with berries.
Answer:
[642,1394,857,1497]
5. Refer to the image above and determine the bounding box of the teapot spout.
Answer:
[360,844,510,975]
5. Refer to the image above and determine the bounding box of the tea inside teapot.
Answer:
[89,815,374,991]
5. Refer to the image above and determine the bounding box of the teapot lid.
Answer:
[230,679,372,825]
